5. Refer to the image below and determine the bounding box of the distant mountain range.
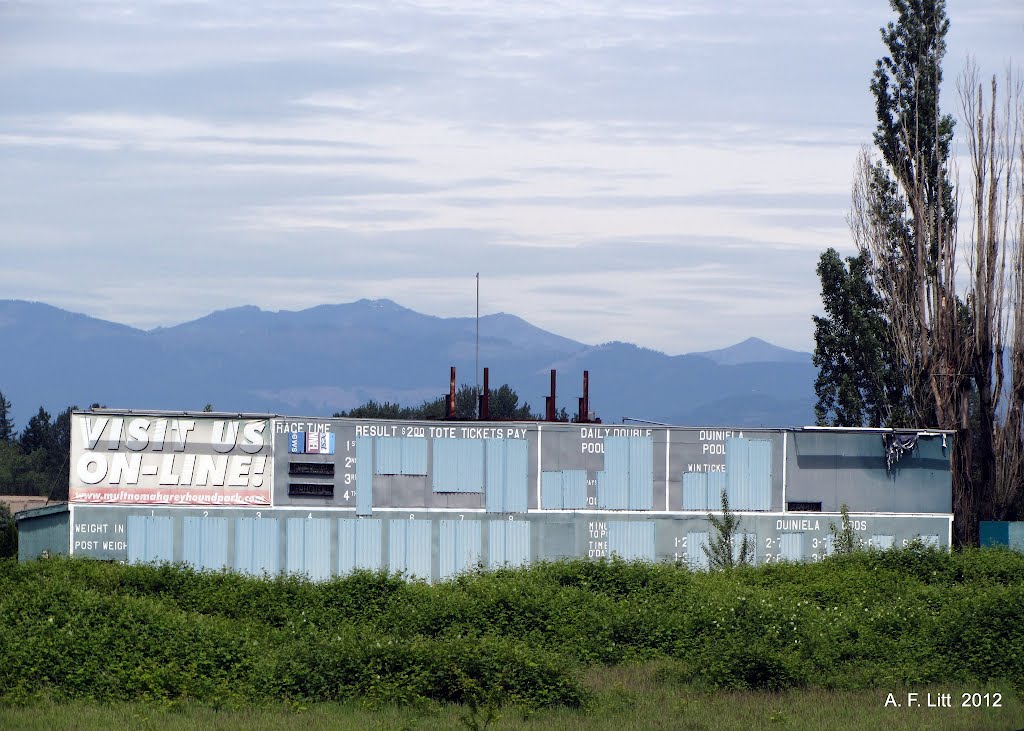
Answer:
[0,299,816,429]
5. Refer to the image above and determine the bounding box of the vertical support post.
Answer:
[447,366,457,419]
[475,272,480,417]
[546,369,557,421]
[583,370,590,422]
[479,367,490,420]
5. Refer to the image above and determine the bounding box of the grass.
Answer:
[0,665,1018,731]
[2,548,1024,726]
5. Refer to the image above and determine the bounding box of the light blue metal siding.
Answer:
[628,436,653,509]
[183,517,228,571]
[485,439,529,513]
[726,438,772,510]
[488,520,530,568]
[779,532,804,562]
[401,438,428,475]
[871,534,895,550]
[127,515,173,564]
[708,471,726,510]
[356,436,373,515]
[541,471,563,510]
[235,518,280,576]
[286,518,332,581]
[608,521,655,561]
[747,440,772,510]
[598,437,630,509]
[1011,523,1024,551]
[682,473,707,510]
[375,437,428,475]
[439,520,482,580]
[433,439,484,492]
[563,470,587,509]
[338,518,383,574]
[687,531,710,570]
[389,520,432,579]
[375,438,404,475]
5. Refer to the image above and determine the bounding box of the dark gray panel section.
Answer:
[356,437,373,515]
[787,432,952,513]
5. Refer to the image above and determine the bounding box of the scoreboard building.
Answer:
[15,410,955,579]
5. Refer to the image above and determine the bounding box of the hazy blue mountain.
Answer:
[689,337,811,366]
[0,299,816,430]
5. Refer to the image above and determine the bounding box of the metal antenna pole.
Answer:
[475,273,480,416]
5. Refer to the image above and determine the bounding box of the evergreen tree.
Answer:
[813,248,909,427]
[0,502,16,559]
[0,391,14,442]
[19,407,52,455]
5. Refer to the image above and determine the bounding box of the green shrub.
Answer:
[2,548,1023,706]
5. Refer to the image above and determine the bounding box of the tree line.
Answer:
[0,390,73,500]
[334,383,569,421]
[813,0,1024,543]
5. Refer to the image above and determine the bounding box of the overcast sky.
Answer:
[1,1,1021,354]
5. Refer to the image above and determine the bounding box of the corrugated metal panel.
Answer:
[17,507,70,561]
[541,471,562,510]
[183,517,228,571]
[871,534,895,550]
[608,521,655,561]
[433,439,484,492]
[1010,523,1024,551]
[708,471,726,510]
[732,531,757,565]
[598,437,630,509]
[485,439,529,513]
[725,438,747,509]
[127,515,173,564]
[374,437,428,475]
[439,520,482,580]
[748,439,772,510]
[388,520,432,579]
[563,470,588,509]
[286,518,332,581]
[234,517,279,576]
[687,531,710,570]
[488,520,530,568]
[375,438,403,475]
[356,436,373,515]
[779,532,804,562]
[628,436,653,509]
[726,438,772,510]
[339,518,383,574]
[682,472,707,510]
[401,438,427,475]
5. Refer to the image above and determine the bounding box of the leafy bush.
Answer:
[2,547,1023,708]
[0,503,16,559]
